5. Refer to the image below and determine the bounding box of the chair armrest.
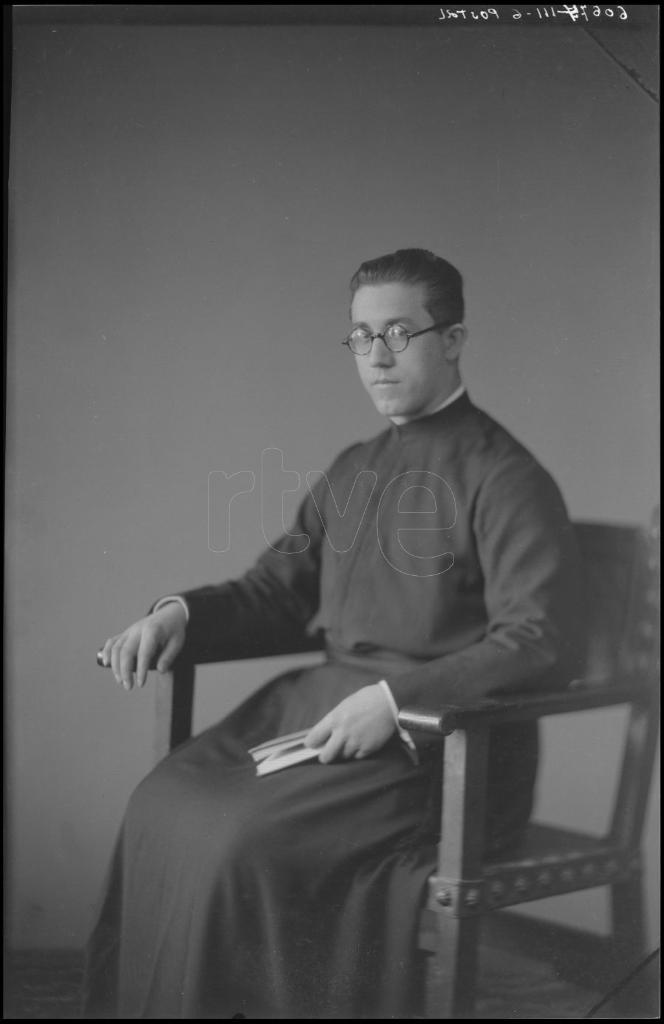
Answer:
[398,677,652,736]
[180,631,325,666]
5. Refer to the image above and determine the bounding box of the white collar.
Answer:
[390,383,466,425]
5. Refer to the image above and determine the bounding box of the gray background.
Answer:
[7,10,659,952]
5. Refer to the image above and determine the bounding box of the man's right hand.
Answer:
[99,602,187,690]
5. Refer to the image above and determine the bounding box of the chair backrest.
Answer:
[574,517,659,686]
[572,516,659,849]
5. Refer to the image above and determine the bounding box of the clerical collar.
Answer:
[389,384,467,426]
[390,386,472,444]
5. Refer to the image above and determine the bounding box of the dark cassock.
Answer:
[83,390,582,1019]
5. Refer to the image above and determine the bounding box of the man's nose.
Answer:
[367,335,395,366]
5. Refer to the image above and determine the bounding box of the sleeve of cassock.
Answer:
[386,454,585,710]
[162,473,327,664]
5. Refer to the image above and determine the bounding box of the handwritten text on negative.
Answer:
[437,7,629,22]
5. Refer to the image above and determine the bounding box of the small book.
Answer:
[248,729,322,776]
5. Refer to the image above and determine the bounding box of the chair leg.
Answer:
[611,872,646,965]
[425,912,480,1019]
[594,872,653,1017]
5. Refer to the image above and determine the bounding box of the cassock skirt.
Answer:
[82,660,538,1020]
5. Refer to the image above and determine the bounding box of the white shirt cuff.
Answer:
[378,679,418,764]
[152,595,190,622]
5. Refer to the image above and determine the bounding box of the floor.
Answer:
[4,944,659,1019]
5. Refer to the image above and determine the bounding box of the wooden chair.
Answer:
[153,517,659,1018]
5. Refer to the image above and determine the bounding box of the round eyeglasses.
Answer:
[342,321,452,356]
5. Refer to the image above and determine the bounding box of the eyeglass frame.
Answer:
[342,320,455,356]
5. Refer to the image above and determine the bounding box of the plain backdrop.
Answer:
[7,12,659,953]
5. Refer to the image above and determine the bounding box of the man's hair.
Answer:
[349,248,464,326]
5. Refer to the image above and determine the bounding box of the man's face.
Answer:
[349,282,460,423]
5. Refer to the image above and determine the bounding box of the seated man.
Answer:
[84,249,582,1019]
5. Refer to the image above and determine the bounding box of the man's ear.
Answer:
[442,323,467,361]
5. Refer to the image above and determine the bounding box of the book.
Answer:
[249,728,420,776]
[248,729,322,776]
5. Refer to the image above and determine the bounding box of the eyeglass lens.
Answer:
[348,324,410,354]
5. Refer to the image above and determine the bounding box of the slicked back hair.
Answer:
[349,248,464,327]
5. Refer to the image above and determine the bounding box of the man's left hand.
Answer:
[304,684,396,763]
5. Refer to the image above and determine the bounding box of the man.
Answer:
[86,249,582,1019]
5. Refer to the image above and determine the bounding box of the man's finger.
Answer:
[318,730,345,765]
[156,633,182,674]
[342,736,361,760]
[304,716,332,749]
[110,638,125,686]
[136,633,158,688]
[119,638,138,690]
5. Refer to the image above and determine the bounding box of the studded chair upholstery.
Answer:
[153,516,659,1019]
